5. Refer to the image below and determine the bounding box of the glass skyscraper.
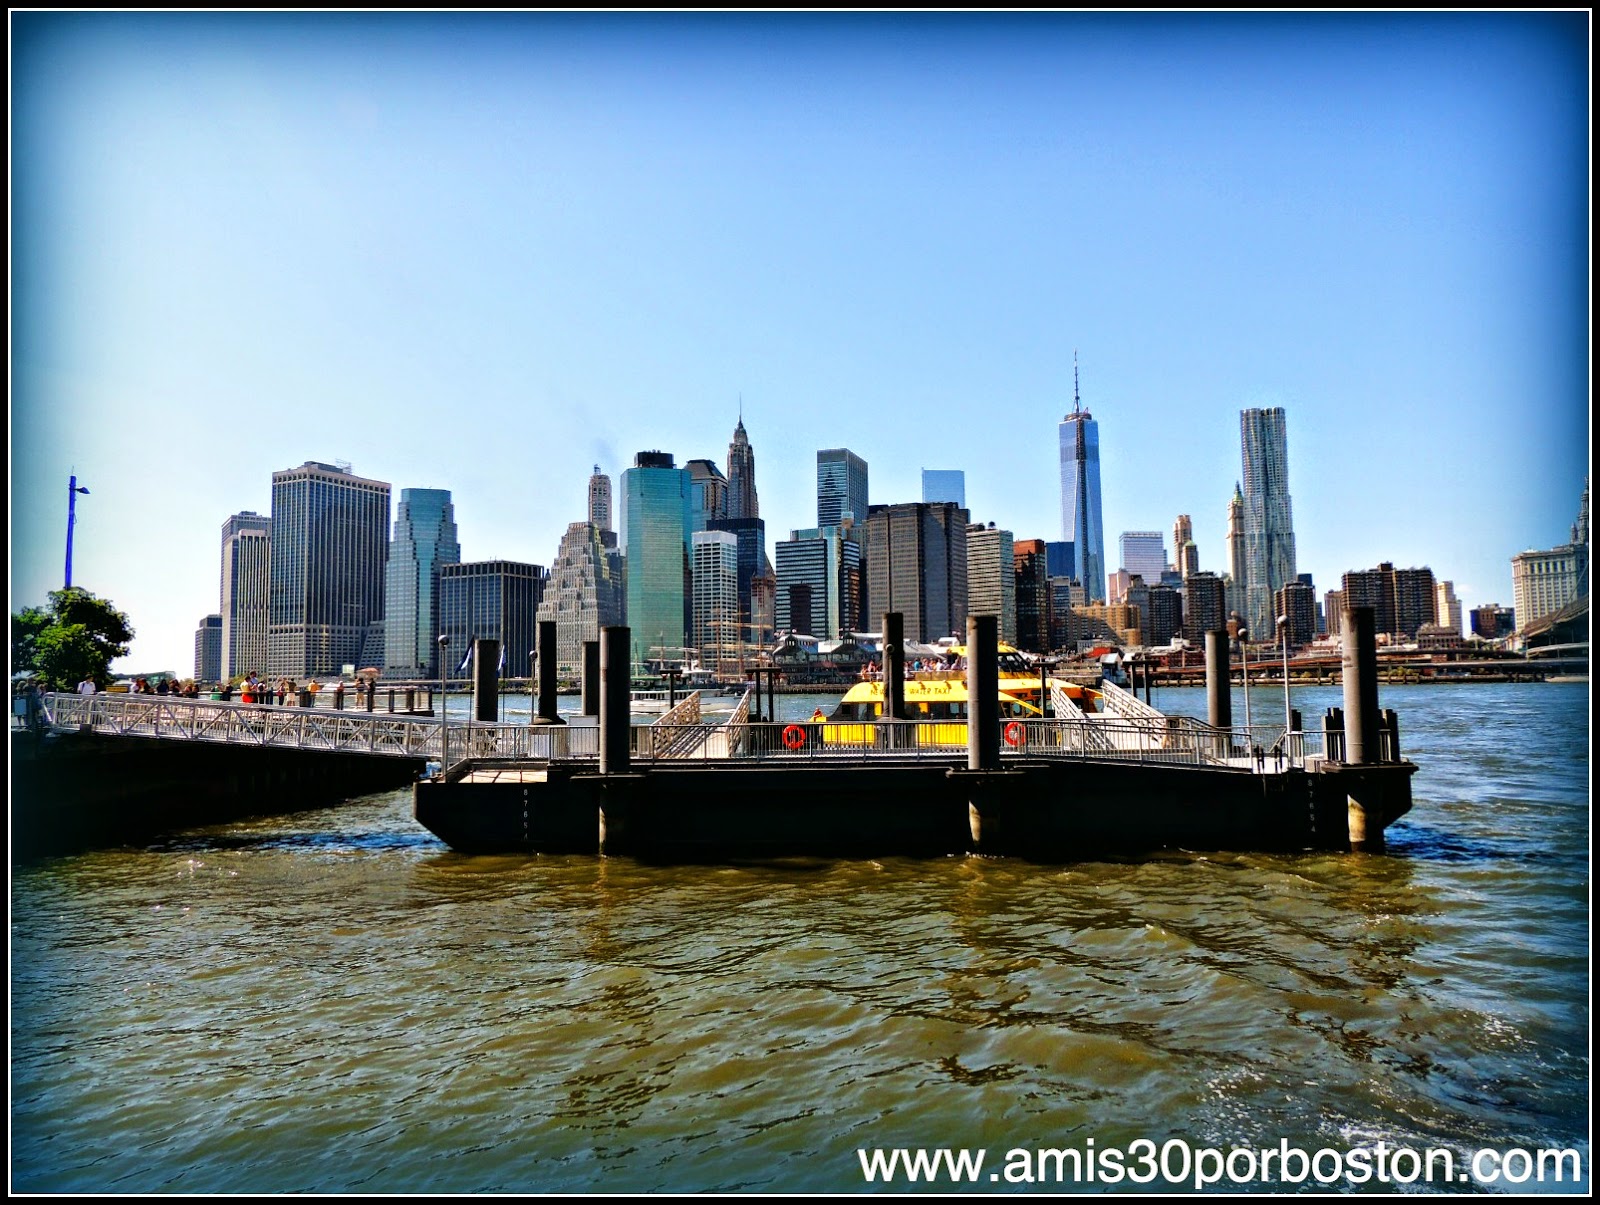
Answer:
[220,510,270,681]
[1239,407,1298,637]
[267,462,391,679]
[817,448,869,528]
[383,488,460,679]
[622,451,692,667]
[440,561,547,683]
[1058,362,1106,602]
[922,469,966,508]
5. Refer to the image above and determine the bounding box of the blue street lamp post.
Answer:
[65,476,90,588]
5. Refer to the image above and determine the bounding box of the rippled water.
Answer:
[10,683,1589,1192]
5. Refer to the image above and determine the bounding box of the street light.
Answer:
[437,634,449,779]
[65,475,90,589]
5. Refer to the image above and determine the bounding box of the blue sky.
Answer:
[10,12,1589,673]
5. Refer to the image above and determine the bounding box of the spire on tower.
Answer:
[1073,351,1081,415]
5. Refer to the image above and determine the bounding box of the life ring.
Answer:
[1003,720,1025,747]
[781,724,806,750]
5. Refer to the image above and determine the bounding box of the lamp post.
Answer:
[437,634,449,778]
[65,475,90,588]
[1239,628,1252,734]
[1277,614,1292,734]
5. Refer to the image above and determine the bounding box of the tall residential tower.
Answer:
[1239,408,1297,637]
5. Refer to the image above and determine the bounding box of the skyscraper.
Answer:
[194,615,222,683]
[686,458,730,531]
[622,451,691,666]
[1225,484,1247,621]
[1239,408,1298,637]
[1013,539,1051,653]
[220,510,270,681]
[268,462,392,678]
[774,525,861,640]
[691,530,740,670]
[538,520,626,675]
[383,488,460,679]
[862,501,969,643]
[726,416,759,520]
[817,448,869,528]
[440,561,547,681]
[1119,531,1167,585]
[588,466,612,533]
[966,523,1016,645]
[1058,357,1106,602]
[922,469,966,508]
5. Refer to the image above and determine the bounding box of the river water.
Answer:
[10,682,1588,1193]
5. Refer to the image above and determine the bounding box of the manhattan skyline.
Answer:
[10,12,1589,673]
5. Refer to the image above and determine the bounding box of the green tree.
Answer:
[10,588,134,691]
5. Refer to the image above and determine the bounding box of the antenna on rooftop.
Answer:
[1073,351,1081,415]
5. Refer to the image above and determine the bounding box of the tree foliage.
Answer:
[10,588,134,691]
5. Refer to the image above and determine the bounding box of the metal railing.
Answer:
[44,692,448,760]
[43,692,1327,774]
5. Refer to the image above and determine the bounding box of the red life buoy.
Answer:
[1004,720,1025,747]
[781,724,806,750]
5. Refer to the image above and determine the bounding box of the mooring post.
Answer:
[967,614,1000,772]
[882,612,906,721]
[1341,606,1379,765]
[582,640,600,716]
[599,626,630,776]
[472,638,500,723]
[536,620,564,725]
[1205,629,1232,760]
[1340,605,1386,852]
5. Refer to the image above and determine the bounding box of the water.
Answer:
[10,683,1588,1192]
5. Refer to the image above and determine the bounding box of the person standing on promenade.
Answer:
[77,677,96,696]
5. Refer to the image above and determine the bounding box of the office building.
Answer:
[1119,531,1167,587]
[440,561,546,681]
[1049,577,1088,650]
[1225,484,1247,622]
[862,501,969,643]
[1511,483,1589,632]
[622,451,691,666]
[1058,357,1106,601]
[966,523,1016,645]
[818,448,869,528]
[775,524,861,640]
[1435,581,1464,638]
[383,488,460,679]
[588,466,612,533]
[686,458,730,532]
[1013,539,1051,653]
[922,469,966,509]
[691,530,740,670]
[267,462,391,679]
[726,416,760,520]
[1470,604,1516,641]
[537,520,626,675]
[1045,540,1076,582]
[220,511,271,681]
[707,516,773,652]
[1239,408,1298,637]
[194,615,222,683]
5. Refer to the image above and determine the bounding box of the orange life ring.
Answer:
[781,723,806,750]
[1003,720,1025,747]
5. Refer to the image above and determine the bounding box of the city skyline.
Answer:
[10,13,1588,672]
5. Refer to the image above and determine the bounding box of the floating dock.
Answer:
[415,611,1416,860]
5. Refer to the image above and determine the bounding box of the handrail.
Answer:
[41,692,1325,774]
